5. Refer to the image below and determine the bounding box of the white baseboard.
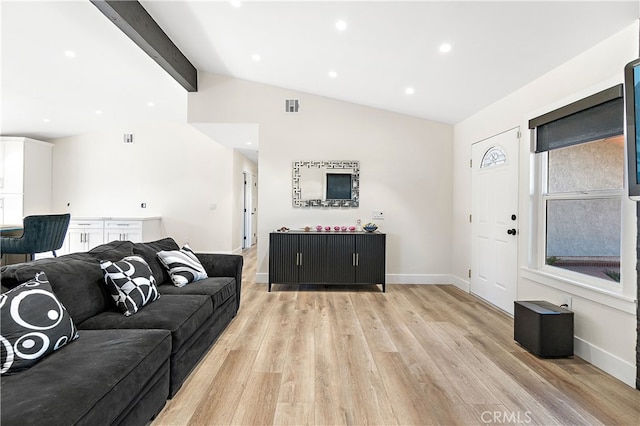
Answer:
[385,274,452,284]
[256,272,268,284]
[574,336,637,388]
[449,275,470,292]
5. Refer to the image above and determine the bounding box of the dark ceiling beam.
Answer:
[91,0,197,92]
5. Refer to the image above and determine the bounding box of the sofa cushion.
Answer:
[78,294,213,355]
[157,244,207,287]
[133,237,180,285]
[159,276,236,311]
[0,253,108,325]
[100,256,160,316]
[0,272,79,375]
[0,329,171,426]
[88,239,135,261]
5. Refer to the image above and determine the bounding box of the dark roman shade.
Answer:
[530,85,624,153]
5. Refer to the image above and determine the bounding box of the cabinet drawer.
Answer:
[69,220,103,229]
[105,220,142,229]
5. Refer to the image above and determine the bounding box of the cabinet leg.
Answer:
[268,283,271,292]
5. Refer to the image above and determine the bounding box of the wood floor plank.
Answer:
[230,371,282,425]
[187,349,258,425]
[273,402,315,426]
[277,308,315,403]
[152,247,640,426]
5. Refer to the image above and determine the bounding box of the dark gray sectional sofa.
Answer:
[0,237,243,426]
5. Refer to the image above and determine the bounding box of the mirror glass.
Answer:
[293,160,359,207]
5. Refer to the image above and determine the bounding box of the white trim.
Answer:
[449,274,471,292]
[385,274,451,285]
[574,336,637,388]
[256,272,268,284]
[521,267,637,314]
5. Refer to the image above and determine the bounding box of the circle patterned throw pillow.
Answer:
[0,271,79,375]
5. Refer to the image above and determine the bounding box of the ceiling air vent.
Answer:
[285,99,300,113]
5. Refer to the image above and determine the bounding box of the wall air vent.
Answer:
[285,99,300,113]
[123,133,134,144]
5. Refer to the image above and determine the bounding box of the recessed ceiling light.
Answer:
[405,87,415,95]
[335,20,347,31]
[230,0,241,8]
[328,71,338,79]
[439,43,452,53]
[95,110,102,115]
[246,141,253,145]
[64,50,76,58]
[252,54,261,62]
[147,102,155,107]
[43,118,51,123]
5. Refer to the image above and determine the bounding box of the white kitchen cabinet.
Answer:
[0,137,53,224]
[61,220,105,255]
[59,217,162,255]
[104,220,143,243]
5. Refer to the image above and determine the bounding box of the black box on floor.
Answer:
[514,300,574,357]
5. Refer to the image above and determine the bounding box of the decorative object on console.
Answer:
[156,244,207,287]
[324,226,331,231]
[100,255,160,316]
[315,225,323,231]
[0,271,79,374]
[363,223,378,232]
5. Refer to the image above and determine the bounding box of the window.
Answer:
[542,136,624,282]
[530,85,625,284]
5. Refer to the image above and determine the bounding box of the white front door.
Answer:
[471,127,520,315]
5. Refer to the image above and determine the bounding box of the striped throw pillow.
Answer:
[156,244,207,287]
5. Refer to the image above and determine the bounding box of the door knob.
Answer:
[507,228,517,235]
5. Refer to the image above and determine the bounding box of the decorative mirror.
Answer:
[292,161,359,207]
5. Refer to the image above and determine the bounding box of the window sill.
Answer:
[520,267,637,315]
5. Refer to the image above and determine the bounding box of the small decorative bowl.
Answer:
[334,226,341,231]
[349,226,356,231]
[316,225,323,231]
[324,226,331,232]
[363,223,378,232]
[341,226,347,231]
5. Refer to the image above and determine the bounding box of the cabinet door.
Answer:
[298,234,326,283]
[0,194,23,225]
[269,233,298,284]
[67,229,88,254]
[355,234,386,284]
[325,234,355,283]
[0,140,24,193]
[85,229,104,250]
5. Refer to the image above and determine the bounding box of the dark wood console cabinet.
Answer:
[269,231,386,292]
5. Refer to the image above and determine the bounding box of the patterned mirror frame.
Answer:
[292,160,360,207]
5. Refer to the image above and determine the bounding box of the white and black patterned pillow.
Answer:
[0,272,79,375]
[156,244,207,287]
[100,255,160,316]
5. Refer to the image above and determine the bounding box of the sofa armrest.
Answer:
[195,253,243,312]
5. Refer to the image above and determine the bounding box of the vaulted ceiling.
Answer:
[2,1,638,157]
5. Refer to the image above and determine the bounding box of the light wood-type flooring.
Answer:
[153,246,640,425]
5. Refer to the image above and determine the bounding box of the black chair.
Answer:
[1,213,71,261]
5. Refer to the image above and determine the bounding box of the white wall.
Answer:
[453,22,639,386]
[189,73,454,284]
[51,120,238,253]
